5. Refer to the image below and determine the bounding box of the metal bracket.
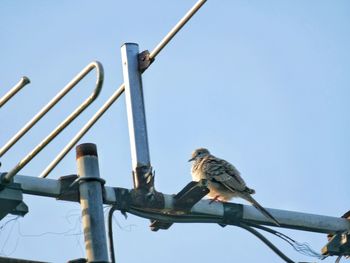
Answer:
[133,166,154,191]
[57,174,106,202]
[57,174,80,202]
[67,258,87,263]
[150,180,209,231]
[138,50,153,73]
[0,177,28,220]
[221,202,244,226]
[322,210,350,257]
[322,232,350,257]
[173,179,209,211]
[113,187,132,212]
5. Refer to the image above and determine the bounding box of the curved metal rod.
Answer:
[39,83,125,178]
[39,0,207,178]
[0,61,102,158]
[2,61,104,183]
[0,76,30,107]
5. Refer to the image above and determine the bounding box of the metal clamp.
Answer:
[150,180,209,231]
[322,211,350,257]
[138,50,153,73]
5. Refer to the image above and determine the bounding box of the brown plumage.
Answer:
[189,148,279,226]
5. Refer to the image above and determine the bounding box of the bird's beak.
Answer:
[188,157,194,162]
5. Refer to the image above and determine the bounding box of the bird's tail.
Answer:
[243,194,280,226]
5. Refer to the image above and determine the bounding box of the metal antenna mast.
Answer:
[1,0,349,262]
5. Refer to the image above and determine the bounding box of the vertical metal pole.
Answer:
[76,143,109,262]
[121,43,153,191]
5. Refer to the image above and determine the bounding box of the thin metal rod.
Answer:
[149,0,207,59]
[0,76,30,107]
[2,62,104,182]
[76,143,109,262]
[40,0,207,178]
[39,84,125,178]
[0,61,103,158]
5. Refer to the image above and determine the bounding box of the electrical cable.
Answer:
[248,223,325,259]
[335,256,342,263]
[108,205,118,263]
[238,222,295,263]
[116,207,328,262]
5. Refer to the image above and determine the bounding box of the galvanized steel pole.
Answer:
[121,43,153,191]
[76,143,109,262]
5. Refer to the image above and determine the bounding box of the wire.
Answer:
[123,207,326,262]
[108,205,118,263]
[249,223,325,260]
[335,256,342,263]
[238,223,295,263]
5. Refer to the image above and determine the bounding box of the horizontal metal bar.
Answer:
[242,205,349,233]
[2,62,104,182]
[149,0,207,60]
[130,202,350,234]
[6,174,349,234]
[0,256,48,263]
[0,76,30,107]
[11,174,61,198]
[138,196,350,234]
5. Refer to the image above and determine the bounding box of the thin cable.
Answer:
[238,223,295,263]
[108,205,118,263]
[250,223,325,259]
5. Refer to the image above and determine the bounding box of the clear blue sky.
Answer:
[1,1,349,262]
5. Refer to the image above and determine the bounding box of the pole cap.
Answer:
[76,143,98,159]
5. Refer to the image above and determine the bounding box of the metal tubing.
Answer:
[2,62,104,183]
[76,143,108,262]
[149,0,207,60]
[0,61,103,158]
[121,43,152,189]
[242,205,349,233]
[129,202,350,234]
[0,76,30,107]
[5,174,350,234]
[39,84,125,178]
[11,174,61,198]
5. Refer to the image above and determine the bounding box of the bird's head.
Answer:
[188,148,210,162]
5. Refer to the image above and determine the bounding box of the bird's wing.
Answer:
[204,156,247,192]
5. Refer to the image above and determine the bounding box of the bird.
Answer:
[189,147,280,226]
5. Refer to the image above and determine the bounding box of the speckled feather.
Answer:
[190,148,279,226]
[191,151,255,200]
